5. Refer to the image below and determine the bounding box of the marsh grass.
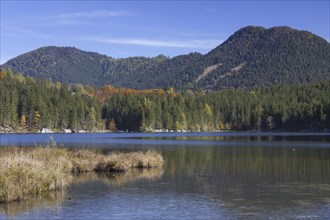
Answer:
[95,150,164,172]
[0,147,163,203]
[1,169,163,218]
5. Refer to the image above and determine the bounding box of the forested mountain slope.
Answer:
[200,26,330,89]
[2,26,329,90]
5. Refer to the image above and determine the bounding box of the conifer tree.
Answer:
[33,111,40,131]
[87,107,97,131]
[20,114,27,129]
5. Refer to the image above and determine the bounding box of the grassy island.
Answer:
[0,147,164,203]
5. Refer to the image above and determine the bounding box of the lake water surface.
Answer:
[0,132,329,219]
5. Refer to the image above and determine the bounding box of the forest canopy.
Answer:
[0,69,329,132]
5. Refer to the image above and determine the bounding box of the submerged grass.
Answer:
[0,147,163,203]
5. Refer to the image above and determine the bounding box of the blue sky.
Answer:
[1,1,329,64]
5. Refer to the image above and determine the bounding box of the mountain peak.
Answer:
[226,26,266,42]
[235,25,266,33]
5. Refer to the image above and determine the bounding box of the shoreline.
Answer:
[1,123,329,134]
[1,129,329,135]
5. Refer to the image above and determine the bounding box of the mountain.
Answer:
[0,46,113,86]
[1,26,329,90]
[200,26,330,89]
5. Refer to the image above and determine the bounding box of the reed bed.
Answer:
[0,147,163,203]
[1,169,164,218]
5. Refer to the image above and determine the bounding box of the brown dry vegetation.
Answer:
[1,170,163,217]
[0,147,164,203]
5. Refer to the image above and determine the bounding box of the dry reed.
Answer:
[0,147,163,203]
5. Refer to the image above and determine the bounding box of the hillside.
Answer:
[200,26,330,89]
[1,26,329,90]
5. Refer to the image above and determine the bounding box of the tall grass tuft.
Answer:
[0,147,163,203]
[95,150,164,172]
[0,147,70,203]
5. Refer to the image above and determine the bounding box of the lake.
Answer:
[0,132,329,219]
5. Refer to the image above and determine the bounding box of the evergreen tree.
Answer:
[20,114,27,129]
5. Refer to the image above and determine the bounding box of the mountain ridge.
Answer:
[1,26,329,90]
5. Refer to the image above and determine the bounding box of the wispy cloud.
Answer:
[60,10,128,19]
[25,10,129,26]
[86,37,220,49]
[204,8,217,13]
[1,24,55,39]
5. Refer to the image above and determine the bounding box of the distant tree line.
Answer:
[1,69,329,132]
[0,69,101,132]
[101,83,330,132]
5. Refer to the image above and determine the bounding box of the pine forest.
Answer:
[1,69,329,133]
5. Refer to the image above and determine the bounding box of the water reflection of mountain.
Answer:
[1,143,329,219]
[164,145,329,180]
[163,145,330,215]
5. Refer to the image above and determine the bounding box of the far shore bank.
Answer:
[1,127,329,134]
[0,126,227,134]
